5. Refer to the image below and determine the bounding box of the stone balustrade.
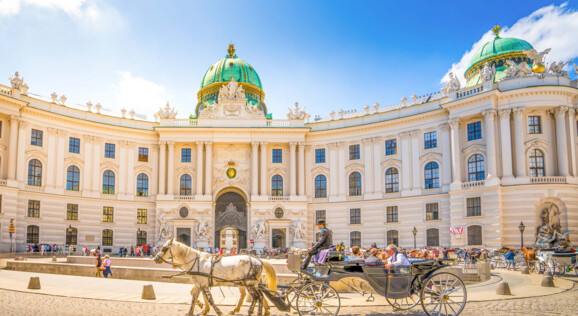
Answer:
[456,84,484,99]
[462,180,485,190]
[269,196,290,201]
[174,195,195,201]
[530,176,566,184]
[25,185,44,192]
[383,192,401,198]
[0,84,13,96]
[423,188,443,195]
[0,179,7,186]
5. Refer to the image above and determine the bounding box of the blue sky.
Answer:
[1,0,577,120]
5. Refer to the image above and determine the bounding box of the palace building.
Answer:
[0,28,577,252]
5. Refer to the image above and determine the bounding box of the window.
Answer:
[105,143,115,158]
[426,228,440,247]
[102,229,113,246]
[181,148,191,163]
[467,121,482,141]
[315,148,326,163]
[179,174,192,195]
[138,147,149,162]
[528,116,542,134]
[137,230,147,246]
[385,168,399,193]
[69,137,80,153]
[426,203,439,221]
[27,159,42,186]
[467,225,483,245]
[137,209,147,224]
[348,172,362,196]
[386,206,398,223]
[424,131,437,149]
[350,208,361,224]
[529,149,545,177]
[387,230,399,246]
[274,208,284,219]
[136,173,149,197]
[271,175,283,196]
[316,210,326,223]
[385,139,397,155]
[102,206,114,223]
[467,197,482,217]
[179,207,189,218]
[468,154,485,181]
[102,170,115,194]
[272,149,282,163]
[66,227,78,245]
[424,162,440,189]
[349,144,360,160]
[27,200,40,218]
[66,166,80,191]
[66,204,78,221]
[314,175,327,198]
[350,231,361,247]
[31,129,43,146]
[27,225,39,244]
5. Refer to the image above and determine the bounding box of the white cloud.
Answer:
[442,3,578,84]
[115,71,172,119]
[0,0,21,16]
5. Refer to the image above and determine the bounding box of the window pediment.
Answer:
[420,152,442,161]
[311,166,329,174]
[462,144,485,155]
[345,162,364,172]
[525,138,549,152]
[25,150,47,160]
[64,156,83,166]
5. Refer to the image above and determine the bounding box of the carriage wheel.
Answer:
[296,283,340,316]
[284,278,306,310]
[386,292,420,311]
[515,257,526,269]
[420,272,467,316]
[534,261,544,274]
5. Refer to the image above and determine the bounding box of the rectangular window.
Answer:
[137,209,147,224]
[102,206,114,223]
[181,148,191,163]
[27,226,39,244]
[272,149,282,163]
[350,231,361,247]
[315,148,326,163]
[467,121,482,141]
[350,208,361,224]
[386,206,398,223]
[349,144,360,160]
[66,204,78,221]
[105,143,115,158]
[528,116,542,134]
[138,147,149,162]
[424,131,437,149]
[69,137,80,154]
[467,197,482,217]
[426,203,439,221]
[31,129,43,146]
[316,210,326,223]
[385,139,397,155]
[27,200,40,218]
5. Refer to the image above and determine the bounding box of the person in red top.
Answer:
[143,244,148,256]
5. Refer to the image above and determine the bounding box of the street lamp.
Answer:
[412,226,418,248]
[67,224,72,233]
[518,221,525,249]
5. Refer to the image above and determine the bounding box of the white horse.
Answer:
[154,239,277,316]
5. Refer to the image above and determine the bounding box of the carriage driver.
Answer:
[301,219,333,269]
[384,244,410,269]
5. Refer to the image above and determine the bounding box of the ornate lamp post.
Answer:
[67,224,72,233]
[518,221,525,249]
[412,226,418,248]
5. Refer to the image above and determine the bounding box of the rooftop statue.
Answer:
[480,62,496,82]
[9,72,23,90]
[523,48,551,73]
[218,78,246,103]
[199,78,265,119]
[503,59,532,79]
[441,72,461,96]
[157,102,178,119]
[287,102,310,121]
[535,203,573,248]
[548,60,570,77]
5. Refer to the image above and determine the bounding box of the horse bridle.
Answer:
[155,243,200,271]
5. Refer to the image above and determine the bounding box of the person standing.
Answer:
[130,245,135,257]
[95,254,103,278]
[103,255,112,278]
[301,220,333,269]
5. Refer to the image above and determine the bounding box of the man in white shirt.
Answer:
[384,244,410,269]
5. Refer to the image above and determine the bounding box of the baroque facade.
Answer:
[0,30,577,252]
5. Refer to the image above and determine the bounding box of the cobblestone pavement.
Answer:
[0,281,575,316]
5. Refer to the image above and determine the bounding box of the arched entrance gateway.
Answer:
[214,191,248,250]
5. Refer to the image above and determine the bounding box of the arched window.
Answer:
[387,230,399,246]
[529,149,545,177]
[136,173,149,197]
[424,162,439,189]
[467,225,483,246]
[348,172,362,196]
[27,159,42,186]
[137,230,147,246]
[102,170,115,194]
[426,228,439,247]
[271,175,283,196]
[27,225,39,244]
[66,166,80,191]
[350,231,361,247]
[385,167,399,193]
[467,154,485,181]
[66,227,78,245]
[314,175,327,198]
[102,229,113,246]
[179,174,192,196]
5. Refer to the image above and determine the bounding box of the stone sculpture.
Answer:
[9,72,23,89]
[503,60,532,79]
[157,212,173,243]
[287,102,310,121]
[480,62,496,82]
[157,102,178,119]
[196,220,210,240]
[523,48,551,66]
[290,219,306,240]
[441,72,461,96]
[535,203,572,248]
[218,78,246,103]
[548,61,570,76]
[251,218,266,240]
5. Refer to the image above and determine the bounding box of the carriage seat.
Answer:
[326,251,346,261]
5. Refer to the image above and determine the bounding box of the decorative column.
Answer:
[363,138,374,197]
[513,107,526,177]
[15,121,28,184]
[195,141,203,196]
[92,139,102,193]
[304,145,313,196]
[289,142,297,197]
[46,128,57,189]
[126,143,136,196]
[441,124,451,189]
[567,108,577,176]
[54,130,66,190]
[498,109,513,178]
[449,118,461,183]
[410,130,420,190]
[251,141,259,196]
[167,141,175,195]
[337,142,346,197]
[118,141,127,195]
[482,109,497,179]
[82,136,92,192]
[328,143,338,198]
[204,141,213,196]
[372,137,383,195]
[7,115,19,181]
[260,142,268,196]
[297,142,305,196]
[158,141,166,195]
[554,106,569,176]
[400,132,412,190]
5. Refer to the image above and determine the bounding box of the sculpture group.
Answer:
[535,203,573,248]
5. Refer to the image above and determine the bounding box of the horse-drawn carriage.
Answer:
[534,249,578,275]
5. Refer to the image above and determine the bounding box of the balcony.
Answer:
[174,195,195,201]
[462,180,485,190]
[530,176,566,184]
[423,188,442,195]
[383,192,401,199]
[25,185,44,192]
[269,196,290,201]
[310,197,328,203]
[346,195,363,201]
[456,84,484,99]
